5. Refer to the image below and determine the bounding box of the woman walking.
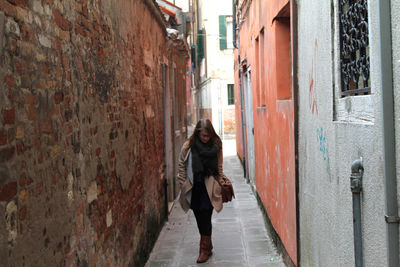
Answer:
[177,119,225,263]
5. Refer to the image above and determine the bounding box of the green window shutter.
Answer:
[227,84,234,105]
[197,29,204,62]
[191,46,196,67]
[219,15,227,50]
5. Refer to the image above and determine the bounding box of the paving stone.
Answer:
[146,260,175,267]
[145,139,286,267]
[248,255,285,266]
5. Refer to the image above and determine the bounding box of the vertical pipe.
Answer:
[233,0,237,49]
[377,1,399,266]
[290,0,300,265]
[236,7,247,177]
[195,0,200,122]
[239,64,247,178]
[352,193,363,267]
[351,159,364,267]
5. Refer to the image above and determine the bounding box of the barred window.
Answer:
[339,0,370,96]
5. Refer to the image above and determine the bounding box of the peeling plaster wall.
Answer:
[235,0,297,264]
[297,0,388,266]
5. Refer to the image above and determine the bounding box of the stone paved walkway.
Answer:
[145,138,286,267]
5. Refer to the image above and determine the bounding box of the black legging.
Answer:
[193,209,213,236]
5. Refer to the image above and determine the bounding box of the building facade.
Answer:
[0,0,188,266]
[157,0,192,217]
[297,0,399,266]
[234,0,399,266]
[190,0,235,135]
[234,0,297,265]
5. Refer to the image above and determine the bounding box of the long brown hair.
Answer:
[186,119,222,149]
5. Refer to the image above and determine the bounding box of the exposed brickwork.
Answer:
[0,182,17,201]
[0,0,188,266]
[2,108,15,125]
[0,129,7,146]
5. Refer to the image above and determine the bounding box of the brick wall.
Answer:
[0,0,183,266]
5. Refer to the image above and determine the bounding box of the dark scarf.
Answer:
[191,138,220,183]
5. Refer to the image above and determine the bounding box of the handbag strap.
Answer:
[214,175,230,187]
[213,175,222,186]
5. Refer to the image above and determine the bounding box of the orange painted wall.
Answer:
[234,0,297,264]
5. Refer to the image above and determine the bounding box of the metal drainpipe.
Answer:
[377,1,400,266]
[350,158,364,267]
[233,0,237,49]
[195,0,200,122]
[239,58,247,178]
[234,5,247,177]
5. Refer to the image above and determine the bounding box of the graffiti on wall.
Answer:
[317,127,329,173]
[309,39,318,115]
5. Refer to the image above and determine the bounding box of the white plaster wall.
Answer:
[201,0,234,79]
[174,0,189,12]
[211,79,231,136]
[297,0,387,266]
[200,78,233,135]
[198,0,234,135]
[391,0,400,241]
[211,79,222,135]
[200,79,212,109]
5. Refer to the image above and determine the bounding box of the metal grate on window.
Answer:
[339,0,370,96]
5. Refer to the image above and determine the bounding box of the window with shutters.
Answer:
[219,15,233,50]
[226,16,233,49]
[227,84,234,105]
[191,46,196,69]
[197,28,205,63]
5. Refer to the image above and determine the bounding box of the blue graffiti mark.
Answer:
[317,127,329,173]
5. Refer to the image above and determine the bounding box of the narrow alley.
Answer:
[145,138,285,267]
[1,0,400,266]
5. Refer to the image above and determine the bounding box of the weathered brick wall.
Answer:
[0,0,174,266]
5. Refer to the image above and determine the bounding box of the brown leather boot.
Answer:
[199,236,213,255]
[196,235,212,263]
